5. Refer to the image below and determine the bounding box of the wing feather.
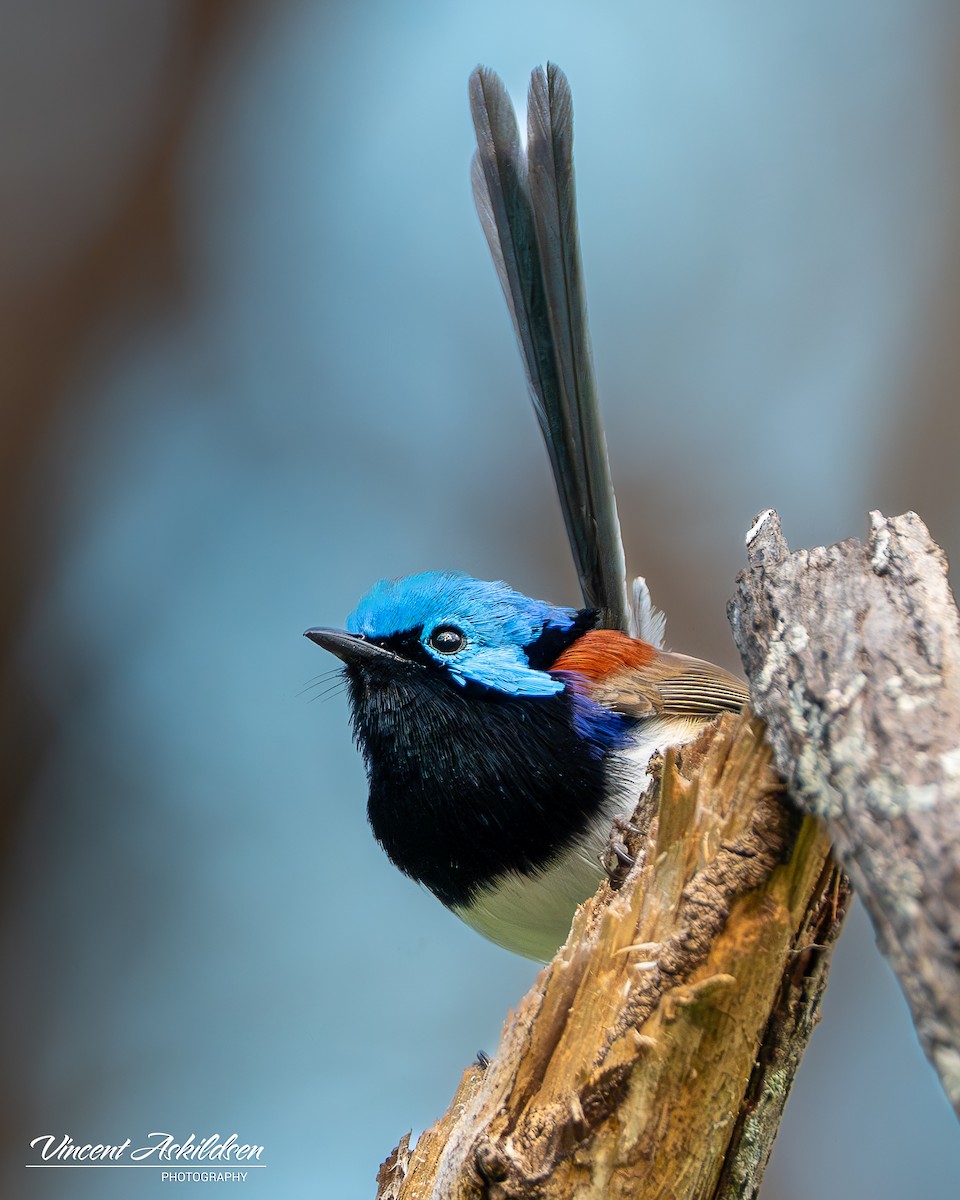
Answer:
[592,650,749,719]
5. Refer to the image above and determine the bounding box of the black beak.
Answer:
[303,627,401,665]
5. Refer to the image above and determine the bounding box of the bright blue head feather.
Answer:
[346,571,578,697]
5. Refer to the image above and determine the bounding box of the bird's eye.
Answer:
[428,625,467,654]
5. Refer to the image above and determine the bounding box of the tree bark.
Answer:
[728,508,960,1114]
[376,714,847,1199]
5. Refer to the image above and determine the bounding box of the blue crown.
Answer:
[346,571,579,697]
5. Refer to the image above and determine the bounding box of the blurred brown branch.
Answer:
[0,0,235,852]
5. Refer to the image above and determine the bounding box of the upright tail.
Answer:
[469,64,633,636]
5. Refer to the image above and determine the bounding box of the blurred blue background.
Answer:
[2,2,959,1197]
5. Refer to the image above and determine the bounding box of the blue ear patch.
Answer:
[346,571,580,697]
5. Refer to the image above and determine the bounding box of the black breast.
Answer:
[345,659,621,908]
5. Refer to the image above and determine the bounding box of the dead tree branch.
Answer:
[376,715,846,1199]
[728,508,960,1114]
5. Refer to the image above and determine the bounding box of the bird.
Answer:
[305,573,746,962]
[305,64,748,962]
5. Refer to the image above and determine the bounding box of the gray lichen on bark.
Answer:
[729,508,960,1112]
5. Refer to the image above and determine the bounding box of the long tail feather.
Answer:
[469,64,632,633]
[470,70,588,600]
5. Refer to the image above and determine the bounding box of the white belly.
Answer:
[451,823,612,962]
[452,715,704,961]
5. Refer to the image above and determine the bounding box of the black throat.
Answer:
[345,657,620,908]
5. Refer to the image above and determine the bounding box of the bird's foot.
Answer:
[602,816,640,889]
